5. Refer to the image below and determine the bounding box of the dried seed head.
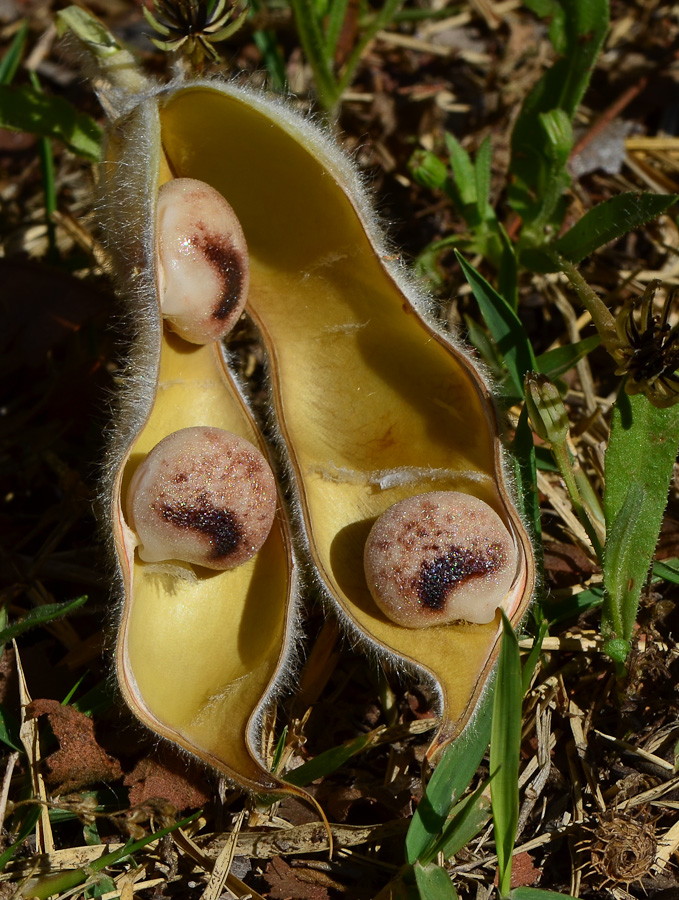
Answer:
[364,491,518,627]
[156,178,249,344]
[126,426,276,569]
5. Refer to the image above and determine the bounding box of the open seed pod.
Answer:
[152,82,535,757]
[102,101,302,792]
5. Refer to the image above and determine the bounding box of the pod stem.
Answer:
[56,6,150,116]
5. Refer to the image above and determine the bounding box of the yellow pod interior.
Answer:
[159,84,534,750]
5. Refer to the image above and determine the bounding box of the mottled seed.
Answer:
[156,178,249,344]
[364,491,518,626]
[126,426,276,570]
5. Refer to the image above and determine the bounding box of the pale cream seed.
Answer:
[363,491,518,627]
[126,426,276,570]
[156,178,249,344]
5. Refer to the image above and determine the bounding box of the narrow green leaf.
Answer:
[252,28,288,92]
[535,335,600,379]
[284,732,372,786]
[445,133,477,207]
[498,223,519,312]
[325,0,350,56]
[474,136,492,221]
[429,778,492,861]
[271,725,288,775]
[554,192,678,263]
[286,0,338,110]
[0,84,102,160]
[511,406,542,547]
[602,392,679,649]
[0,596,88,647]
[653,558,679,585]
[0,21,28,85]
[456,252,537,396]
[413,861,459,900]
[490,612,522,898]
[405,683,493,864]
[512,889,578,900]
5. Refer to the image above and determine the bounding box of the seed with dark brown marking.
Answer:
[363,491,517,627]
[418,543,502,609]
[159,492,242,560]
[126,426,276,570]
[156,178,249,345]
[197,236,245,321]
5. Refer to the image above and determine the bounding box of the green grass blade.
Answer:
[335,0,403,101]
[405,685,493,864]
[456,252,537,396]
[0,84,102,159]
[413,861,459,899]
[252,30,287,92]
[0,20,28,85]
[284,731,373,786]
[511,406,542,546]
[554,192,678,263]
[498,223,519,312]
[0,596,88,647]
[535,335,600,380]
[490,612,522,899]
[426,778,492,862]
[325,0,350,57]
[653,558,679,585]
[474,135,492,221]
[511,889,578,900]
[602,392,679,660]
[289,0,338,111]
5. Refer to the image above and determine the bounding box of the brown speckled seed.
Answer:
[364,491,518,627]
[156,178,249,344]
[126,427,276,570]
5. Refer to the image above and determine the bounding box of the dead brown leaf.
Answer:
[124,749,211,811]
[27,698,123,794]
[263,857,335,900]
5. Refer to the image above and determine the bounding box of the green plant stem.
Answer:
[573,460,605,525]
[335,0,403,98]
[557,256,619,352]
[551,441,604,561]
[288,0,338,112]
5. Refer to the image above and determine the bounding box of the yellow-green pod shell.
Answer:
[104,77,534,776]
[154,81,534,757]
[103,100,300,792]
